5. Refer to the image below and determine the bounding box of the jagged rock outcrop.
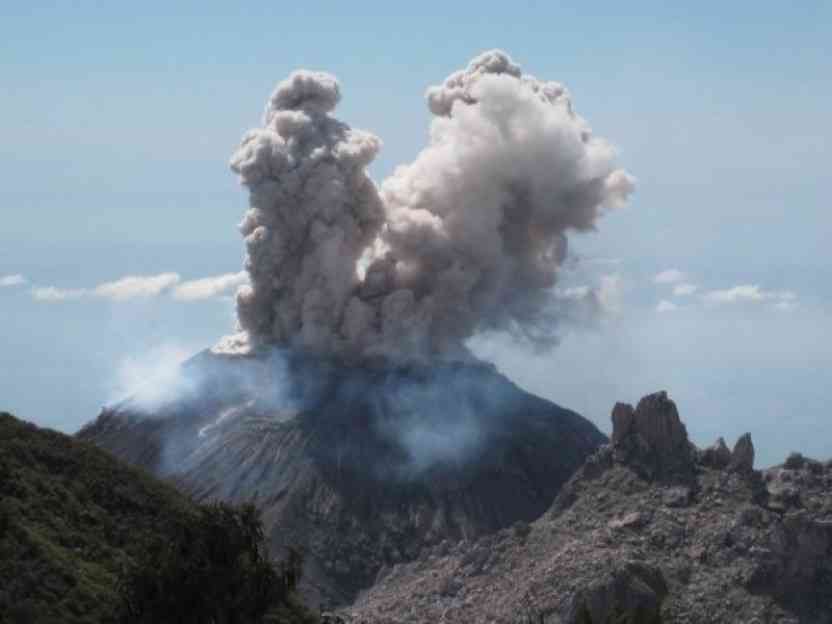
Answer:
[731,432,756,473]
[701,436,731,469]
[345,392,832,623]
[610,391,695,480]
[78,348,606,607]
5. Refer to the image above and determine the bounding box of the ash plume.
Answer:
[219,50,634,359]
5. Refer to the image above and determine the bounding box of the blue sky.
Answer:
[1,1,830,466]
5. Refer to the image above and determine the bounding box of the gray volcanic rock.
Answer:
[701,436,732,469]
[611,391,695,480]
[78,348,606,607]
[731,432,756,473]
[345,392,832,624]
[568,561,667,624]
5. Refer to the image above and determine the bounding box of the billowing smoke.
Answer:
[110,344,197,412]
[219,50,633,359]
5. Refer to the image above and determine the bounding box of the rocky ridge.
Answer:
[343,392,832,623]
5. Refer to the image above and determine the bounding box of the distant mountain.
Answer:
[0,411,315,624]
[79,349,606,607]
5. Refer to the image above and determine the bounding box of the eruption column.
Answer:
[221,50,634,359]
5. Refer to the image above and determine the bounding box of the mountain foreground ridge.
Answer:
[344,392,832,623]
[0,411,314,624]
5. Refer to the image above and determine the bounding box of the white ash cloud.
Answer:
[555,285,591,301]
[533,272,623,332]
[223,50,634,359]
[654,268,685,284]
[596,274,623,315]
[221,67,386,356]
[173,271,248,301]
[0,274,27,287]
[110,344,195,411]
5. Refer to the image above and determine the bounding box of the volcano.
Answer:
[79,349,605,606]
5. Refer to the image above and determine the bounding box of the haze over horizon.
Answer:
[2,1,830,467]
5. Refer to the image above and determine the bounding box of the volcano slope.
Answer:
[79,348,606,607]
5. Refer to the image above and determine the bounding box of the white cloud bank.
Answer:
[672,283,698,296]
[32,273,180,302]
[173,272,248,301]
[654,269,685,284]
[651,271,798,312]
[31,272,248,303]
[31,286,87,302]
[0,274,27,287]
[656,299,679,313]
[94,273,180,301]
[702,284,797,307]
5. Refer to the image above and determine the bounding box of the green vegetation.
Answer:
[118,501,306,623]
[0,412,316,623]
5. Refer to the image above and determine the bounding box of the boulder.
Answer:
[569,561,667,624]
[662,486,692,508]
[608,512,648,531]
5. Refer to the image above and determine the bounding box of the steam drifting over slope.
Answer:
[220,50,634,358]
